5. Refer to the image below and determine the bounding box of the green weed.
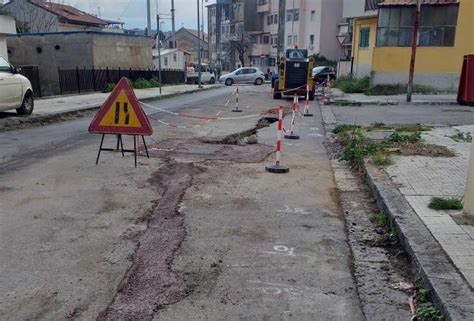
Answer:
[370,212,390,228]
[372,152,393,167]
[416,303,445,321]
[395,123,431,132]
[333,76,370,93]
[389,132,421,143]
[428,197,463,210]
[102,83,116,93]
[332,124,361,134]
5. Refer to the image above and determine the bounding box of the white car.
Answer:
[0,57,34,115]
[219,67,265,86]
[186,63,216,84]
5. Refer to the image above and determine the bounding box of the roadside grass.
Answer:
[333,123,455,169]
[448,131,472,142]
[370,211,390,228]
[333,76,370,93]
[428,197,463,210]
[413,278,445,321]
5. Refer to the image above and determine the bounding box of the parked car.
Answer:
[219,67,265,86]
[186,63,216,84]
[0,57,34,115]
[312,66,336,84]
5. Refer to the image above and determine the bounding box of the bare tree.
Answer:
[7,0,61,33]
[227,32,252,68]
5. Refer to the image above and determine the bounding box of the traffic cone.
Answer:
[266,105,289,174]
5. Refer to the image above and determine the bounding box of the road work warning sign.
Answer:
[88,77,153,136]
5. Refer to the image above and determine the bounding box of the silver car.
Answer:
[219,67,265,86]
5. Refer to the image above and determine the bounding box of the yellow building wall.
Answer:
[353,17,378,68]
[372,0,474,74]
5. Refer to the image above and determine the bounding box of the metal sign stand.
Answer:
[96,134,150,168]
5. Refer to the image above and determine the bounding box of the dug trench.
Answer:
[96,124,275,320]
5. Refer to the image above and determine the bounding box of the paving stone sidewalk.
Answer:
[331,88,458,105]
[385,126,474,288]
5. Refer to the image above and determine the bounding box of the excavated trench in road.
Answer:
[97,130,275,321]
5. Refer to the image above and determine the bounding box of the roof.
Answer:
[29,0,119,27]
[378,0,458,6]
[176,27,208,43]
[152,48,191,57]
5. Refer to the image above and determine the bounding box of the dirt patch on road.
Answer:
[97,161,201,320]
[146,139,274,163]
[98,137,274,320]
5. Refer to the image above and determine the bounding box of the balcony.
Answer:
[257,1,270,13]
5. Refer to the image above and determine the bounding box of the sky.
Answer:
[21,0,217,31]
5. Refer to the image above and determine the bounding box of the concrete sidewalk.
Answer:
[331,88,458,105]
[0,84,218,129]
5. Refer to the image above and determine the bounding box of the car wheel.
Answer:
[17,91,34,115]
[255,78,263,86]
[210,77,215,84]
[225,78,234,86]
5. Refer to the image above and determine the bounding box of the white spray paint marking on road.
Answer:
[308,133,323,137]
[248,280,304,297]
[277,206,312,215]
[260,245,295,256]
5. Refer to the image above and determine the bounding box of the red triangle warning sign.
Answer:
[88,77,153,136]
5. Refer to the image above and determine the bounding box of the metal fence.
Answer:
[58,67,186,95]
[19,65,42,97]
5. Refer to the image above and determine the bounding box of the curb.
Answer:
[0,86,220,131]
[364,163,474,321]
[320,105,474,320]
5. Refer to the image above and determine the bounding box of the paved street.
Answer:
[1,85,365,320]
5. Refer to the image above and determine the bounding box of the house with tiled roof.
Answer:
[3,0,123,33]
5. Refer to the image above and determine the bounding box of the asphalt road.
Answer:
[1,85,367,320]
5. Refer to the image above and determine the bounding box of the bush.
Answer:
[428,197,463,210]
[132,78,152,89]
[148,77,161,87]
[102,83,116,93]
[333,76,370,93]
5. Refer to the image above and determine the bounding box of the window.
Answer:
[173,54,177,62]
[294,9,299,21]
[164,57,169,66]
[249,68,257,74]
[310,10,316,22]
[377,7,415,47]
[274,14,278,24]
[310,35,315,45]
[263,35,270,44]
[287,35,292,45]
[419,5,458,46]
[267,16,271,25]
[269,57,276,67]
[287,9,299,22]
[359,27,370,48]
[251,35,259,44]
[293,35,298,45]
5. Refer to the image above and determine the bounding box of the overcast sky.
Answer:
[29,0,216,31]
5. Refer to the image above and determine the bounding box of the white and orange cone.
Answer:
[266,105,289,174]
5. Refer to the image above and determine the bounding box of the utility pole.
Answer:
[157,14,162,94]
[171,0,176,48]
[197,0,202,88]
[407,0,420,102]
[146,0,152,36]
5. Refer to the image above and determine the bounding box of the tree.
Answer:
[6,0,61,33]
[227,32,252,68]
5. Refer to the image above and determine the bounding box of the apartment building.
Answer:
[208,0,343,72]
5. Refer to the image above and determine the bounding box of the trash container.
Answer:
[457,54,474,106]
